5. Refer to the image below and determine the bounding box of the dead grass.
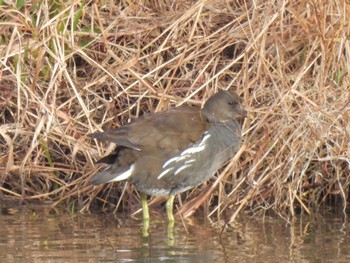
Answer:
[0,0,349,223]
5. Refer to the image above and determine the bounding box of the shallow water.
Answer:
[1,207,350,263]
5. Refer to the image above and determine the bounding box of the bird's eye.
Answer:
[228,101,235,105]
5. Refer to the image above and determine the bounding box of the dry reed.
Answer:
[0,0,349,223]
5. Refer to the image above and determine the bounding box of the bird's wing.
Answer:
[89,106,206,152]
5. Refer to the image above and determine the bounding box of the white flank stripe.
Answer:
[185,159,196,164]
[109,164,135,182]
[159,133,211,179]
[180,133,211,156]
[175,155,187,162]
[162,156,179,168]
[174,164,192,175]
[180,144,205,155]
[199,133,211,146]
[157,167,175,179]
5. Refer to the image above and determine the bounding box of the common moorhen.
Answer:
[89,89,246,224]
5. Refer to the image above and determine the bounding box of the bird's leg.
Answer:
[166,195,175,238]
[141,194,150,237]
[166,195,175,222]
[141,194,150,221]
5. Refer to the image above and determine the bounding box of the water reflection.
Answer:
[0,207,350,262]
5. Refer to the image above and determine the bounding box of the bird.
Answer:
[89,89,246,227]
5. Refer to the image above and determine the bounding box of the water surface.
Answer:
[1,207,349,262]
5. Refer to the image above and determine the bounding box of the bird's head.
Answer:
[201,90,247,123]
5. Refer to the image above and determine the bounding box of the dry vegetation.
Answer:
[0,0,349,223]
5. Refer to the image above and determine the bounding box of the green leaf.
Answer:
[334,68,348,85]
[16,0,25,9]
[73,0,85,31]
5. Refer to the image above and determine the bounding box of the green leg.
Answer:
[167,220,175,239]
[141,194,150,221]
[166,195,175,239]
[166,195,175,222]
[141,194,150,237]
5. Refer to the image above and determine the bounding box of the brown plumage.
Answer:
[89,89,246,222]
